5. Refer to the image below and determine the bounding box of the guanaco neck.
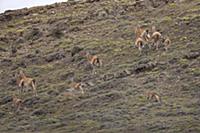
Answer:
[86,54,93,61]
[19,71,27,79]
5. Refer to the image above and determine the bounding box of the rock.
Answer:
[138,58,151,64]
[7,77,16,86]
[84,63,94,71]
[71,46,83,57]
[0,47,7,52]
[15,37,25,44]
[86,0,100,3]
[86,81,95,87]
[71,53,85,63]
[1,59,12,67]
[102,73,115,81]
[47,90,59,96]
[134,62,157,73]
[50,28,63,38]
[24,27,42,41]
[32,109,46,116]
[25,54,36,59]
[23,97,40,107]
[11,45,17,55]
[184,51,200,60]
[140,107,148,112]
[17,61,27,68]
[60,72,75,80]
[69,26,81,32]
[45,51,65,62]
[35,49,40,54]
[115,69,132,79]
[0,95,13,105]
[97,10,108,20]
[0,111,5,118]
[168,57,178,64]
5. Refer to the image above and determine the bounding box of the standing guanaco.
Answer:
[135,37,145,55]
[135,26,150,41]
[69,82,85,94]
[135,26,145,39]
[17,70,37,96]
[151,26,156,33]
[134,26,151,50]
[145,91,161,103]
[140,29,151,42]
[85,52,102,67]
[12,95,23,111]
[163,37,171,51]
[150,31,162,50]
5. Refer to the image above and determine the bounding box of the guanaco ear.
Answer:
[12,93,16,99]
[85,51,90,56]
[69,76,74,82]
[161,37,166,43]
[79,51,87,57]
[151,26,156,32]
[19,70,24,75]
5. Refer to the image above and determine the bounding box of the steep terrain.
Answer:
[0,0,200,132]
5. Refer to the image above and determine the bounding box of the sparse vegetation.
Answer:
[0,0,200,132]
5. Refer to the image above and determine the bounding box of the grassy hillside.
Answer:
[0,0,200,132]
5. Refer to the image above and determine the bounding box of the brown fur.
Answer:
[86,53,102,67]
[163,37,171,51]
[150,31,162,50]
[135,26,145,39]
[135,37,145,54]
[135,26,151,50]
[140,29,151,42]
[146,91,161,103]
[17,70,37,96]
[135,26,150,41]
[69,82,84,94]
[12,95,23,111]
[62,92,76,97]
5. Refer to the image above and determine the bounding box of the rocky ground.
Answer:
[0,0,200,132]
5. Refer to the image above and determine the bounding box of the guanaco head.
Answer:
[135,37,145,48]
[12,94,17,101]
[12,94,22,104]
[19,70,26,79]
[85,52,92,58]
[13,72,21,86]
[145,91,161,103]
[145,29,151,41]
[151,25,156,33]
[79,51,91,59]
[163,36,171,43]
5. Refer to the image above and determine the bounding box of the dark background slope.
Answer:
[0,0,200,132]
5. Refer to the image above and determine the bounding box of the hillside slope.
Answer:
[0,0,200,132]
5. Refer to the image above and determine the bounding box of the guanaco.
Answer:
[62,92,78,99]
[135,26,150,41]
[85,52,102,67]
[140,29,151,42]
[135,26,144,39]
[69,82,85,94]
[12,95,23,111]
[163,37,171,51]
[135,26,151,49]
[150,31,162,50]
[135,37,145,54]
[146,91,161,103]
[17,70,37,96]
[151,26,156,33]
